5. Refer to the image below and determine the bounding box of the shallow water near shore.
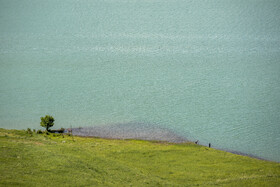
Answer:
[70,124,270,161]
[71,123,187,143]
[0,0,280,162]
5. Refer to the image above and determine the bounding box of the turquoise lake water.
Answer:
[0,0,280,162]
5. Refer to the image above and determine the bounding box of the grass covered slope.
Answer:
[0,128,279,186]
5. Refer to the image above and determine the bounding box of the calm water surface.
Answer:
[0,0,280,162]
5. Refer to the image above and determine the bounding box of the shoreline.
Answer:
[67,125,277,163]
[73,133,276,163]
[2,126,277,163]
[72,134,274,162]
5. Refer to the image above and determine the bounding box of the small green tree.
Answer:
[40,115,55,132]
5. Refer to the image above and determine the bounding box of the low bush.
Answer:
[36,130,43,134]
[26,128,32,134]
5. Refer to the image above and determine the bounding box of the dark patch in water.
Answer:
[70,122,188,143]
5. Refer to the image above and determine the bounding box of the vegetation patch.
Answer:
[0,128,279,186]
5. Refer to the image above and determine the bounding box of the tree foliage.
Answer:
[40,115,55,131]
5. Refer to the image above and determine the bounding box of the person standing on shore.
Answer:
[209,143,211,148]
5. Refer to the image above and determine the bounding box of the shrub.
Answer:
[37,130,43,134]
[26,128,32,134]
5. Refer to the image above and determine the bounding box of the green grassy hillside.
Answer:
[0,128,279,186]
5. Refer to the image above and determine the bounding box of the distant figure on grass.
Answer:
[209,143,211,148]
[195,140,199,144]
[40,115,55,132]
